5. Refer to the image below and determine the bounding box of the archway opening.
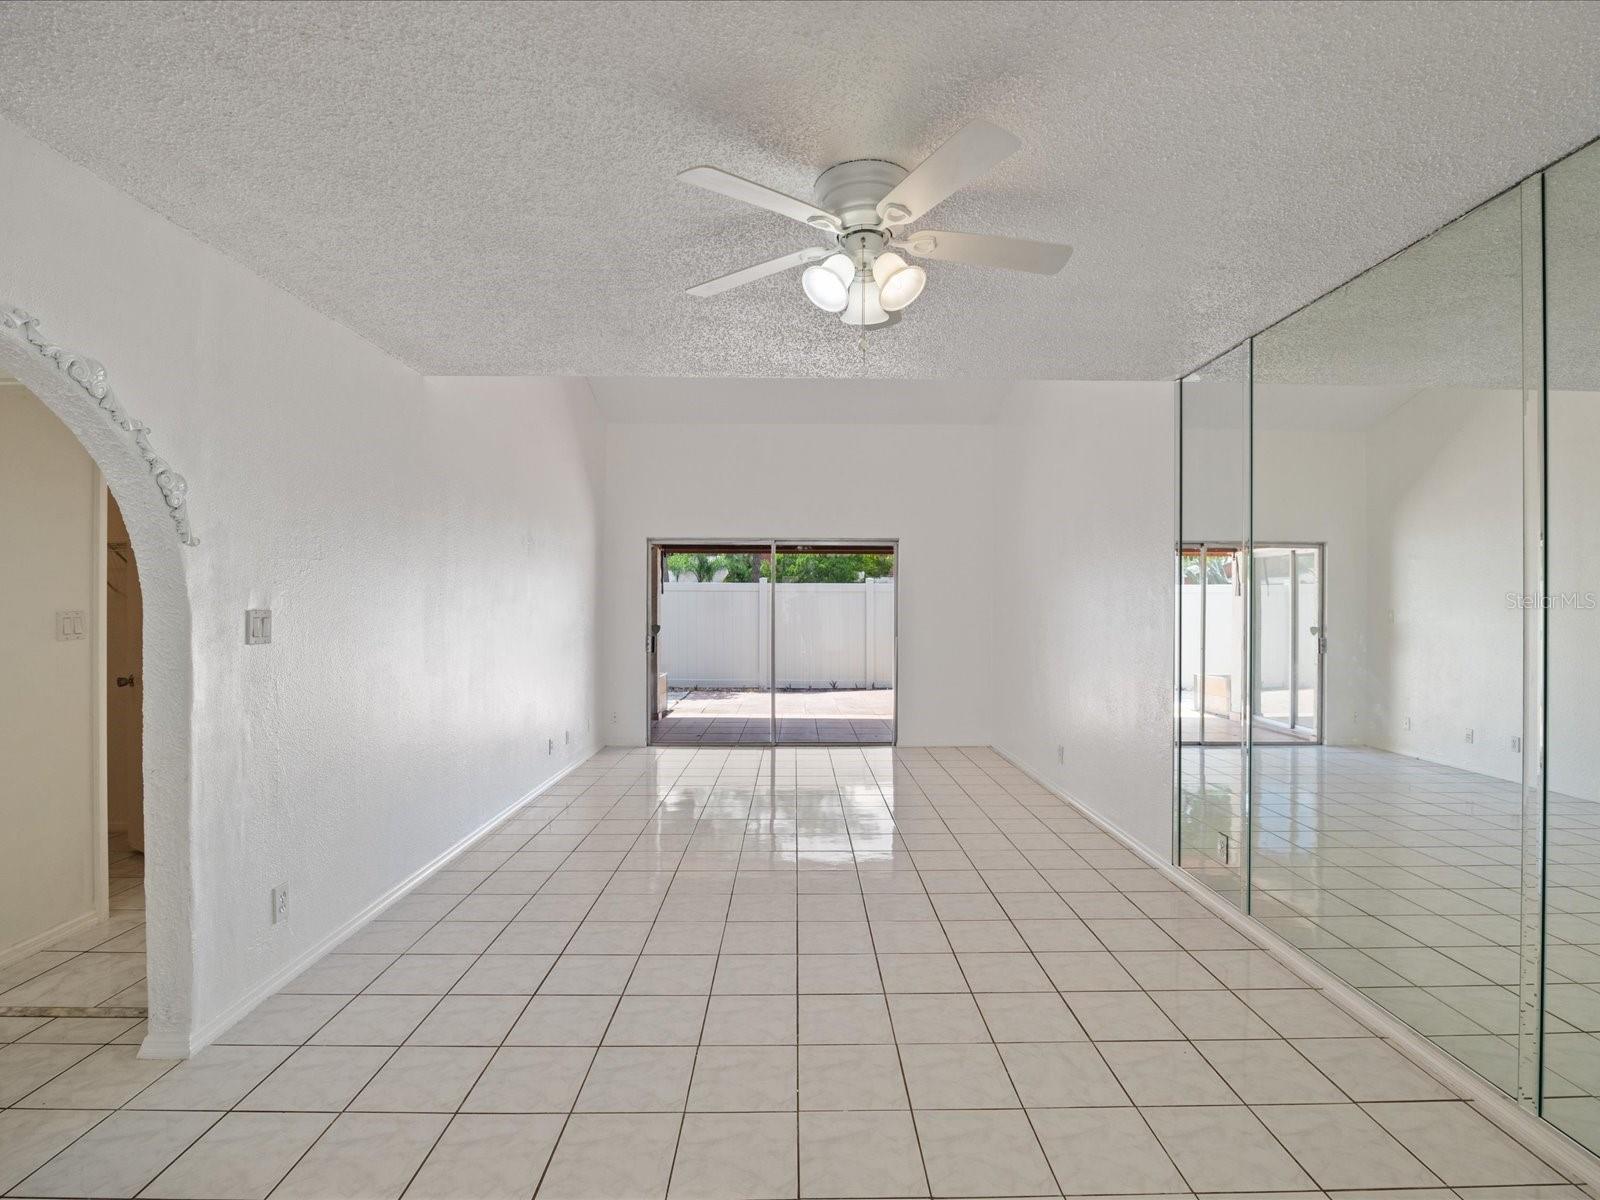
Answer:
[0,311,196,1058]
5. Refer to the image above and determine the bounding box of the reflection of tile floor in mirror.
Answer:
[1177,714,1309,745]
[0,835,147,1018]
[0,747,1578,1198]
[1182,741,1600,1155]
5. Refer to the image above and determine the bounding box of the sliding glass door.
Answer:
[773,544,896,745]
[649,540,896,747]
[649,542,774,747]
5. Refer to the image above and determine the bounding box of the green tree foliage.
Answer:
[665,552,894,583]
[774,553,894,582]
[664,552,757,582]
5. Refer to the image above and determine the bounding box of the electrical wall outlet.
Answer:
[271,884,289,924]
[55,610,87,641]
[565,729,571,745]
[245,608,272,645]
[1057,744,1065,765]
[1465,728,1475,744]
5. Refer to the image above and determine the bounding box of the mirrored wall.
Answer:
[1176,135,1600,1154]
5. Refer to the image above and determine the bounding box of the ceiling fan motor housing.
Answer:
[814,159,908,246]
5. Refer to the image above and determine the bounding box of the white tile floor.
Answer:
[0,746,1584,1199]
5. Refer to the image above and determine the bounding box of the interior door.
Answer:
[106,496,143,852]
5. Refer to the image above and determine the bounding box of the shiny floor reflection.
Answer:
[0,747,1577,1198]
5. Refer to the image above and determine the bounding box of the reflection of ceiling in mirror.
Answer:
[1253,191,1523,391]
[1547,140,1600,391]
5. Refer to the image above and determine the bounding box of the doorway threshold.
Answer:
[0,1004,147,1019]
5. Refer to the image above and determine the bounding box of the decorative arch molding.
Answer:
[0,303,197,1059]
[1,304,198,546]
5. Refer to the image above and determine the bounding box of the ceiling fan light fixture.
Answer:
[801,253,853,312]
[678,121,1072,326]
[872,251,927,312]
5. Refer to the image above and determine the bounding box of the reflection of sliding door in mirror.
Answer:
[1252,545,1322,743]
[1543,138,1600,1152]
[650,542,774,746]
[1177,343,1251,907]
[1178,545,1247,745]
[772,543,896,745]
[1250,185,1529,1099]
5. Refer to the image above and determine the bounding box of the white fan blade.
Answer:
[686,247,831,297]
[899,230,1072,275]
[678,166,840,231]
[877,119,1021,224]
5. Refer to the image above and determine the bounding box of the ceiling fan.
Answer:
[677,119,1072,327]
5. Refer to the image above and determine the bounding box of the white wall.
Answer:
[602,420,995,746]
[993,381,1178,858]
[1364,386,1523,780]
[0,383,100,961]
[0,117,604,1052]
[1548,389,1600,804]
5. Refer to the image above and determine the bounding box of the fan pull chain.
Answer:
[859,256,869,370]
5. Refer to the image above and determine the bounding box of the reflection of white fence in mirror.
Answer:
[1178,582,1244,718]
[660,579,895,689]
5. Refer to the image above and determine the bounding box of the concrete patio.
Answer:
[651,688,895,746]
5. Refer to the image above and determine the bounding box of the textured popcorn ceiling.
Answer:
[2,1,1600,380]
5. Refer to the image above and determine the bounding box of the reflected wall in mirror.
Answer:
[1543,136,1600,1153]
[1248,186,1528,1096]
[1178,341,1250,907]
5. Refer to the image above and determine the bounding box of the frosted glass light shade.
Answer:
[801,253,854,312]
[872,251,927,311]
[840,277,891,326]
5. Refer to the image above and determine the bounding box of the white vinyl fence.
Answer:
[660,580,895,689]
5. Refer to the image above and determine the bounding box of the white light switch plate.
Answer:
[246,608,272,645]
[56,610,87,641]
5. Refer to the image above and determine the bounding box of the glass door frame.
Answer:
[646,537,899,747]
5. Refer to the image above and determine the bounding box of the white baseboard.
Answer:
[135,1031,193,1059]
[0,908,107,971]
[144,749,598,1061]
[990,743,1600,1192]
